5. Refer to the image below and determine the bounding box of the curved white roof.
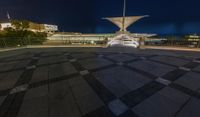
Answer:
[103,15,148,32]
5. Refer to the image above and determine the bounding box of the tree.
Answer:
[0,20,47,47]
[11,20,30,31]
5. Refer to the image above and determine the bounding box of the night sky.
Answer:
[0,0,200,35]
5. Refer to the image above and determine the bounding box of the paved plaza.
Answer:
[0,47,200,117]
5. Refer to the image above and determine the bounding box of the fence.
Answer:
[145,40,200,48]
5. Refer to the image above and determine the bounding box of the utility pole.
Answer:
[122,0,126,33]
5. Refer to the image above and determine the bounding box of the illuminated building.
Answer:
[0,21,58,33]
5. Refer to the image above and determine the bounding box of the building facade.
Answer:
[44,24,58,33]
[0,22,13,30]
[0,21,58,33]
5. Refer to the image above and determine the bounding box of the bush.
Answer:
[0,28,47,47]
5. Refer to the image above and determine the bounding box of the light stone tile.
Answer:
[79,58,113,70]
[179,67,191,71]
[17,96,48,117]
[158,87,190,105]
[107,54,135,62]
[64,53,70,56]
[128,60,176,77]
[62,62,77,75]
[10,84,29,94]
[26,65,36,70]
[41,52,62,57]
[98,54,104,58]
[176,98,200,117]
[32,57,39,60]
[95,74,130,97]
[80,70,90,76]
[117,62,124,66]
[24,85,48,100]
[38,56,66,65]
[108,99,128,116]
[193,59,200,63]
[194,65,200,72]
[15,60,30,69]
[48,64,63,79]
[49,62,77,79]
[69,59,77,62]
[71,53,96,59]
[0,70,23,91]
[140,57,147,60]
[49,80,81,117]
[69,76,104,115]
[175,72,200,91]
[0,61,17,72]
[31,66,48,83]
[151,56,190,66]
[156,77,172,86]
[133,93,183,117]
[93,67,151,97]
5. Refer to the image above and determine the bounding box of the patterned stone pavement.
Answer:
[0,48,200,117]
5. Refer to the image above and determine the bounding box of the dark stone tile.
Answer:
[0,96,6,106]
[83,107,115,117]
[68,76,104,115]
[176,98,200,117]
[0,89,9,97]
[0,70,24,91]
[6,92,26,117]
[121,81,165,108]
[71,53,97,59]
[175,72,200,91]
[90,64,116,73]
[118,110,138,117]
[150,56,190,67]
[183,62,199,69]
[79,58,113,71]
[49,79,82,117]
[162,69,186,81]
[106,54,136,62]
[0,94,15,117]
[84,74,116,103]
[71,62,85,71]
[170,83,200,99]
[15,69,34,86]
